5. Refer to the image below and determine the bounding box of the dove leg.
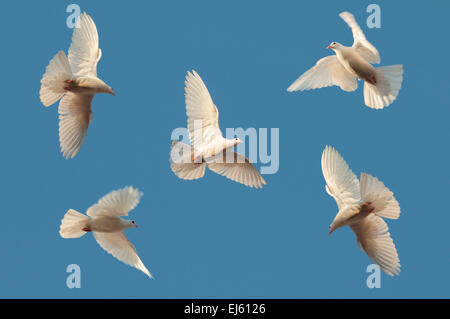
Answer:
[367,74,376,85]
[82,227,92,232]
[64,79,74,91]
[191,155,203,165]
[362,202,375,213]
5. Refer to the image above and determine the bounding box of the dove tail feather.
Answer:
[59,209,91,238]
[360,173,400,220]
[169,141,206,180]
[39,51,73,107]
[364,65,403,109]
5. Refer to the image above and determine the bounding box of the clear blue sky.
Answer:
[0,0,449,298]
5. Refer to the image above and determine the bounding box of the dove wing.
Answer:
[93,231,152,278]
[321,146,361,210]
[287,56,357,92]
[207,151,266,189]
[87,186,143,218]
[185,70,223,149]
[339,11,380,64]
[68,12,102,77]
[350,214,400,276]
[58,92,93,159]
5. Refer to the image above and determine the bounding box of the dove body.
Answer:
[195,138,242,161]
[330,43,375,83]
[86,216,137,233]
[65,76,115,96]
[329,202,373,234]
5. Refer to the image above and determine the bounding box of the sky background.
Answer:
[0,0,449,298]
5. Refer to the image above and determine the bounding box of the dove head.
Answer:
[233,138,243,147]
[94,78,116,96]
[106,86,116,96]
[75,77,116,96]
[101,84,116,96]
[128,220,138,228]
[327,42,342,51]
[328,215,346,235]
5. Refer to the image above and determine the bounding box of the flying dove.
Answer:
[59,186,152,278]
[170,71,266,188]
[321,145,401,276]
[40,12,115,158]
[288,11,403,109]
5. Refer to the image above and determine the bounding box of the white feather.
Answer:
[86,186,143,218]
[39,51,72,106]
[359,173,401,220]
[287,56,357,92]
[321,145,361,210]
[68,12,102,77]
[364,65,403,109]
[58,93,93,159]
[339,11,380,64]
[350,215,401,276]
[94,231,152,278]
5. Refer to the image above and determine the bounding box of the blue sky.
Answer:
[0,0,449,298]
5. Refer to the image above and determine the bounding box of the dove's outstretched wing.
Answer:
[207,151,266,189]
[321,146,361,210]
[339,11,380,64]
[68,12,102,77]
[93,231,152,278]
[287,56,357,92]
[87,186,143,218]
[58,92,93,159]
[350,214,400,276]
[185,70,223,149]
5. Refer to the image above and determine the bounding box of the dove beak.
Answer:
[327,45,332,49]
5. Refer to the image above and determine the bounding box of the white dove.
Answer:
[59,186,152,278]
[169,70,266,189]
[40,12,115,159]
[321,145,401,276]
[288,11,403,109]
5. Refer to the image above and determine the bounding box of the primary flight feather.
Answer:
[59,186,152,278]
[321,145,401,276]
[287,11,403,109]
[40,12,115,158]
[169,70,266,189]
